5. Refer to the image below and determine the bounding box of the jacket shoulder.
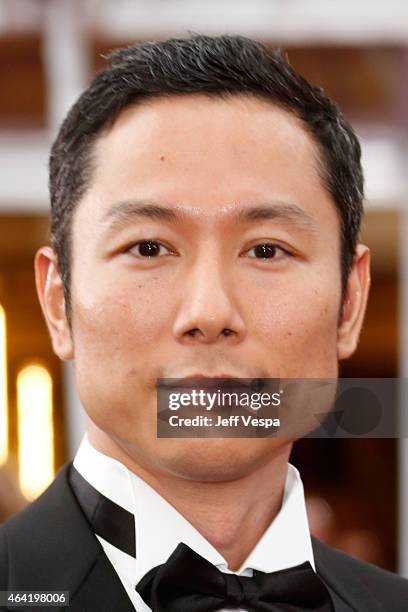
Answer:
[312,536,408,607]
[0,463,97,591]
[0,473,64,589]
[0,522,8,589]
[0,491,46,588]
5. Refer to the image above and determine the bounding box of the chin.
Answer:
[153,437,289,482]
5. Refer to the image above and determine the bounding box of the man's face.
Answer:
[38,94,369,480]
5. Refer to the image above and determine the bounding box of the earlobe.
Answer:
[34,246,74,361]
[337,244,371,360]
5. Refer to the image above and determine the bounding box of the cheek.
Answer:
[72,274,176,361]
[71,277,177,428]
[247,276,341,374]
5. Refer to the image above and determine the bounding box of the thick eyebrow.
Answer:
[235,203,316,228]
[100,199,317,233]
[101,200,178,228]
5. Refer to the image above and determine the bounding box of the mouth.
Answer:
[158,374,263,392]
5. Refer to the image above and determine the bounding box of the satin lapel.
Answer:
[312,536,386,612]
[68,550,135,612]
[3,463,134,612]
[324,582,355,612]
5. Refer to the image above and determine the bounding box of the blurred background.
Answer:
[0,0,408,577]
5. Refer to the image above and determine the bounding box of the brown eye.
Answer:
[243,242,292,262]
[252,244,278,258]
[131,240,170,257]
[246,243,290,260]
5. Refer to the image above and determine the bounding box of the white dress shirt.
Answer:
[73,434,315,612]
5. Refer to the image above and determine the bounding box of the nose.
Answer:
[172,254,246,345]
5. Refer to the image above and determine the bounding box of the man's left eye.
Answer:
[245,243,288,259]
[129,240,171,258]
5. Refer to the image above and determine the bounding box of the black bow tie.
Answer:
[136,542,335,612]
[68,467,334,612]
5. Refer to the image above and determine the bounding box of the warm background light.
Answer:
[0,304,8,466]
[17,364,54,501]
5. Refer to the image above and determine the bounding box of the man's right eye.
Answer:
[128,240,171,258]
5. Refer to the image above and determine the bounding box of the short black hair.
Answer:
[49,33,364,328]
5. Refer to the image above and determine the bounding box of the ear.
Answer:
[337,243,371,360]
[34,246,74,360]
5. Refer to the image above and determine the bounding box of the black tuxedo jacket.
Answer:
[1,463,408,612]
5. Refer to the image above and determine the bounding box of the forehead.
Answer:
[77,93,337,228]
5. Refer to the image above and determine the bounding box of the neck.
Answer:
[87,425,292,571]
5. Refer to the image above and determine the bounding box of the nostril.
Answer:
[187,328,200,337]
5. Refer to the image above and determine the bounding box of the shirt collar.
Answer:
[73,434,315,585]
